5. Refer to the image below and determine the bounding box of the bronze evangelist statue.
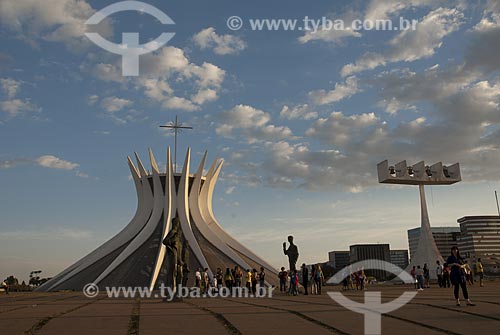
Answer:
[283,235,299,271]
[162,216,189,293]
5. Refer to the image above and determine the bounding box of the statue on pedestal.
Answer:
[163,216,189,298]
[283,235,299,272]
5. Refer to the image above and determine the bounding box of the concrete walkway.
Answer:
[1,282,499,334]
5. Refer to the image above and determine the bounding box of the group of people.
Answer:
[435,259,479,288]
[411,247,483,306]
[411,264,432,290]
[341,268,368,291]
[278,263,325,296]
[194,266,268,295]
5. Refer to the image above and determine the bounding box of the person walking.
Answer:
[436,261,444,288]
[225,268,234,291]
[289,269,298,296]
[301,263,309,295]
[360,269,366,291]
[195,268,202,289]
[341,266,349,291]
[423,264,430,288]
[475,258,484,287]
[311,265,318,294]
[410,266,417,289]
[416,265,424,291]
[278,267,288,293]
[234,266,243,288]
[246,269,252,291]
[258,267,266,295]
[216,268,223,292]
[202,268,210,294]
[251,269,258,295]
[447,246,475,306]
[355,271,361,290]
[315,264,325,294]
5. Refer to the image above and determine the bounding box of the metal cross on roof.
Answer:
[159,115,193,172]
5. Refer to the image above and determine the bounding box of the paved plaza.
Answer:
[1,282,499,334]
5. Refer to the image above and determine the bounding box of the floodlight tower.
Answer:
[377,160,461,280]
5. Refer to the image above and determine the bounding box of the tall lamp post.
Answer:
[377,160,461,279]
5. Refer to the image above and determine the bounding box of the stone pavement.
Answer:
[1,282,499,334]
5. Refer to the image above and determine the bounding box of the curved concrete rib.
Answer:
[40,156,150,291]
[149,148,175,289]
[94,150,163,285]
[190,154,251,271]
[198,156,218,222]
[203,160,277,273]
[178,148,213,279]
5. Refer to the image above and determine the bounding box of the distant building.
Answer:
[350,244,391,280]
[390,250,409,270]
[457,216,500,275]
[328,251,350,270]
[408,227,460,261]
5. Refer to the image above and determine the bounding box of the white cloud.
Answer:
[308,76,361,105]
[87,94,99,106]
[0,78,21,98]
[305,111,381,146]
[190,62,226,88]
[191,88,218,105]
[363,0,442,21]
[225,186,236,194]
[0,98,40,117]
[298,0,448,45]
[341,7,464,76]
[0,158,31,169]
[75,171,89,178]
[0,0,112,49]
[88,95,141,125]
[100,96,133,113]
[464,4,500,73]
[91,63,125,83]
[216,104,293,143]
[193,27,246,55]
[35,155,79,170]
[299,9,362,45]
[257,140,370,191]
[299,74,500,188]
[280,104,318,120]
[377,97,417,114]
[1,155,89,177]
[137,47,226,111]
[161,96,199,112]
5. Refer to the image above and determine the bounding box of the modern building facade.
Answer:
[328,251,350,270]
[408,227,461,261]
[390,249,409,270]
[38,147,278,291]
[457,216,500,275]
[350,244,391,280]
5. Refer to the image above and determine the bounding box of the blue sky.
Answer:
[1,0,500,282]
